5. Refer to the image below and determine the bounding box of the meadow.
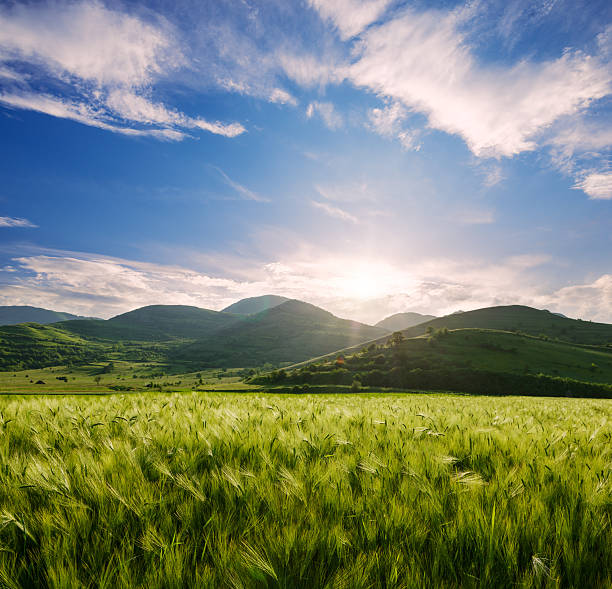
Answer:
[0,392,610,587]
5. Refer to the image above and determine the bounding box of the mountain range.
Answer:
[0,299,611,392]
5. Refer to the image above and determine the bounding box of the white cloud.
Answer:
[311,200,358,223]
[573,172,612,200]
[0,1,179,87]
[308,0,392,40]
[268,88,298,106]
[368,102,420,150]
[347,7,612,158]
[0,216,37,228]
[0,1,245,139]
[306,101,343,129]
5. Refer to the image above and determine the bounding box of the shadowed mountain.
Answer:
[59,305,241,341]
[172,299,388,368]
[376,312,436,332]
[222,295,290,315]
[0,306,97,326]
[395,305,612,345]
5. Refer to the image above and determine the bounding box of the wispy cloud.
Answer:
[2,248,609,324]
[308,0,392,40]
[0,1,245,139]
[306,101,343,129]
[0,216,37,228]
[214,167,270,203]
[268,88,298,106]
[367,102,420,150]
[311,200,358,223]
[573,172,612,200]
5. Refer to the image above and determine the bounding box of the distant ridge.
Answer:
[0,305,97,326]
[59,305,240,341]
[376,312,436,332]
[222,295,290,315]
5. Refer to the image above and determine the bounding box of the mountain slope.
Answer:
[396,305,612,346]
[222,295,290,315]
[59,305,241,342]
[376,312,436,332]
[172,299,388,368]
[0,306,95,326]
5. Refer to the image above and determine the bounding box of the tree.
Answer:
[389,331,405,346]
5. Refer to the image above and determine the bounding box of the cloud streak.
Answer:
[0,216,37,228]
[0,1,245,139]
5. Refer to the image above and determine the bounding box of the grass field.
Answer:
[0,392,610,587]
[0,362,259,394]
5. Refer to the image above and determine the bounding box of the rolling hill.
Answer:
[222,295,290,315]
[0,323,109,370]
[0,306,96,326]
[375,312,436,331]
[395,305,612,345]
[172,299,388,368]
[258,327,612,397]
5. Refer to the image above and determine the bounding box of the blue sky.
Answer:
[0,0,611,324]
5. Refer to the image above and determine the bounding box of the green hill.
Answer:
[396,305,612,345]
[376,312,436,331]
[0,305,95,326]
[59,305,240,341]
[172,299,388,368]
[222,295,290,315]
[259,327,612,397]
[0,323,108,370]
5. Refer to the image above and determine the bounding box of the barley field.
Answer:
[0,392,610,588]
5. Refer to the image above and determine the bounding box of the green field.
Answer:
[0,392,610,587]
[0,362,259,394]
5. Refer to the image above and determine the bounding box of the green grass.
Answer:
[0,362,261,394]
[0,392,610,587]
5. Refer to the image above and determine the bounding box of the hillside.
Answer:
[222,295,289,315]
[0,305,95,326]
[258,327,612,397]
[172,299,388,368]
[376,312,436,331]
[0,323,109,370]
[396,305,612,345]
[59,305,240,341]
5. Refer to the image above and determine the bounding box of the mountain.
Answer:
[395,305,612,345]
[59,305,241,341]
[376,312,436,332]
[172,299,388,368]
[0,306,95,326]
[222,295,290,315]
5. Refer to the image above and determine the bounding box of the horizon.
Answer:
[1,0,611,324]
[0,297,593,327]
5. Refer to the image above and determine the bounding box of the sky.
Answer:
[0,0,611,325]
